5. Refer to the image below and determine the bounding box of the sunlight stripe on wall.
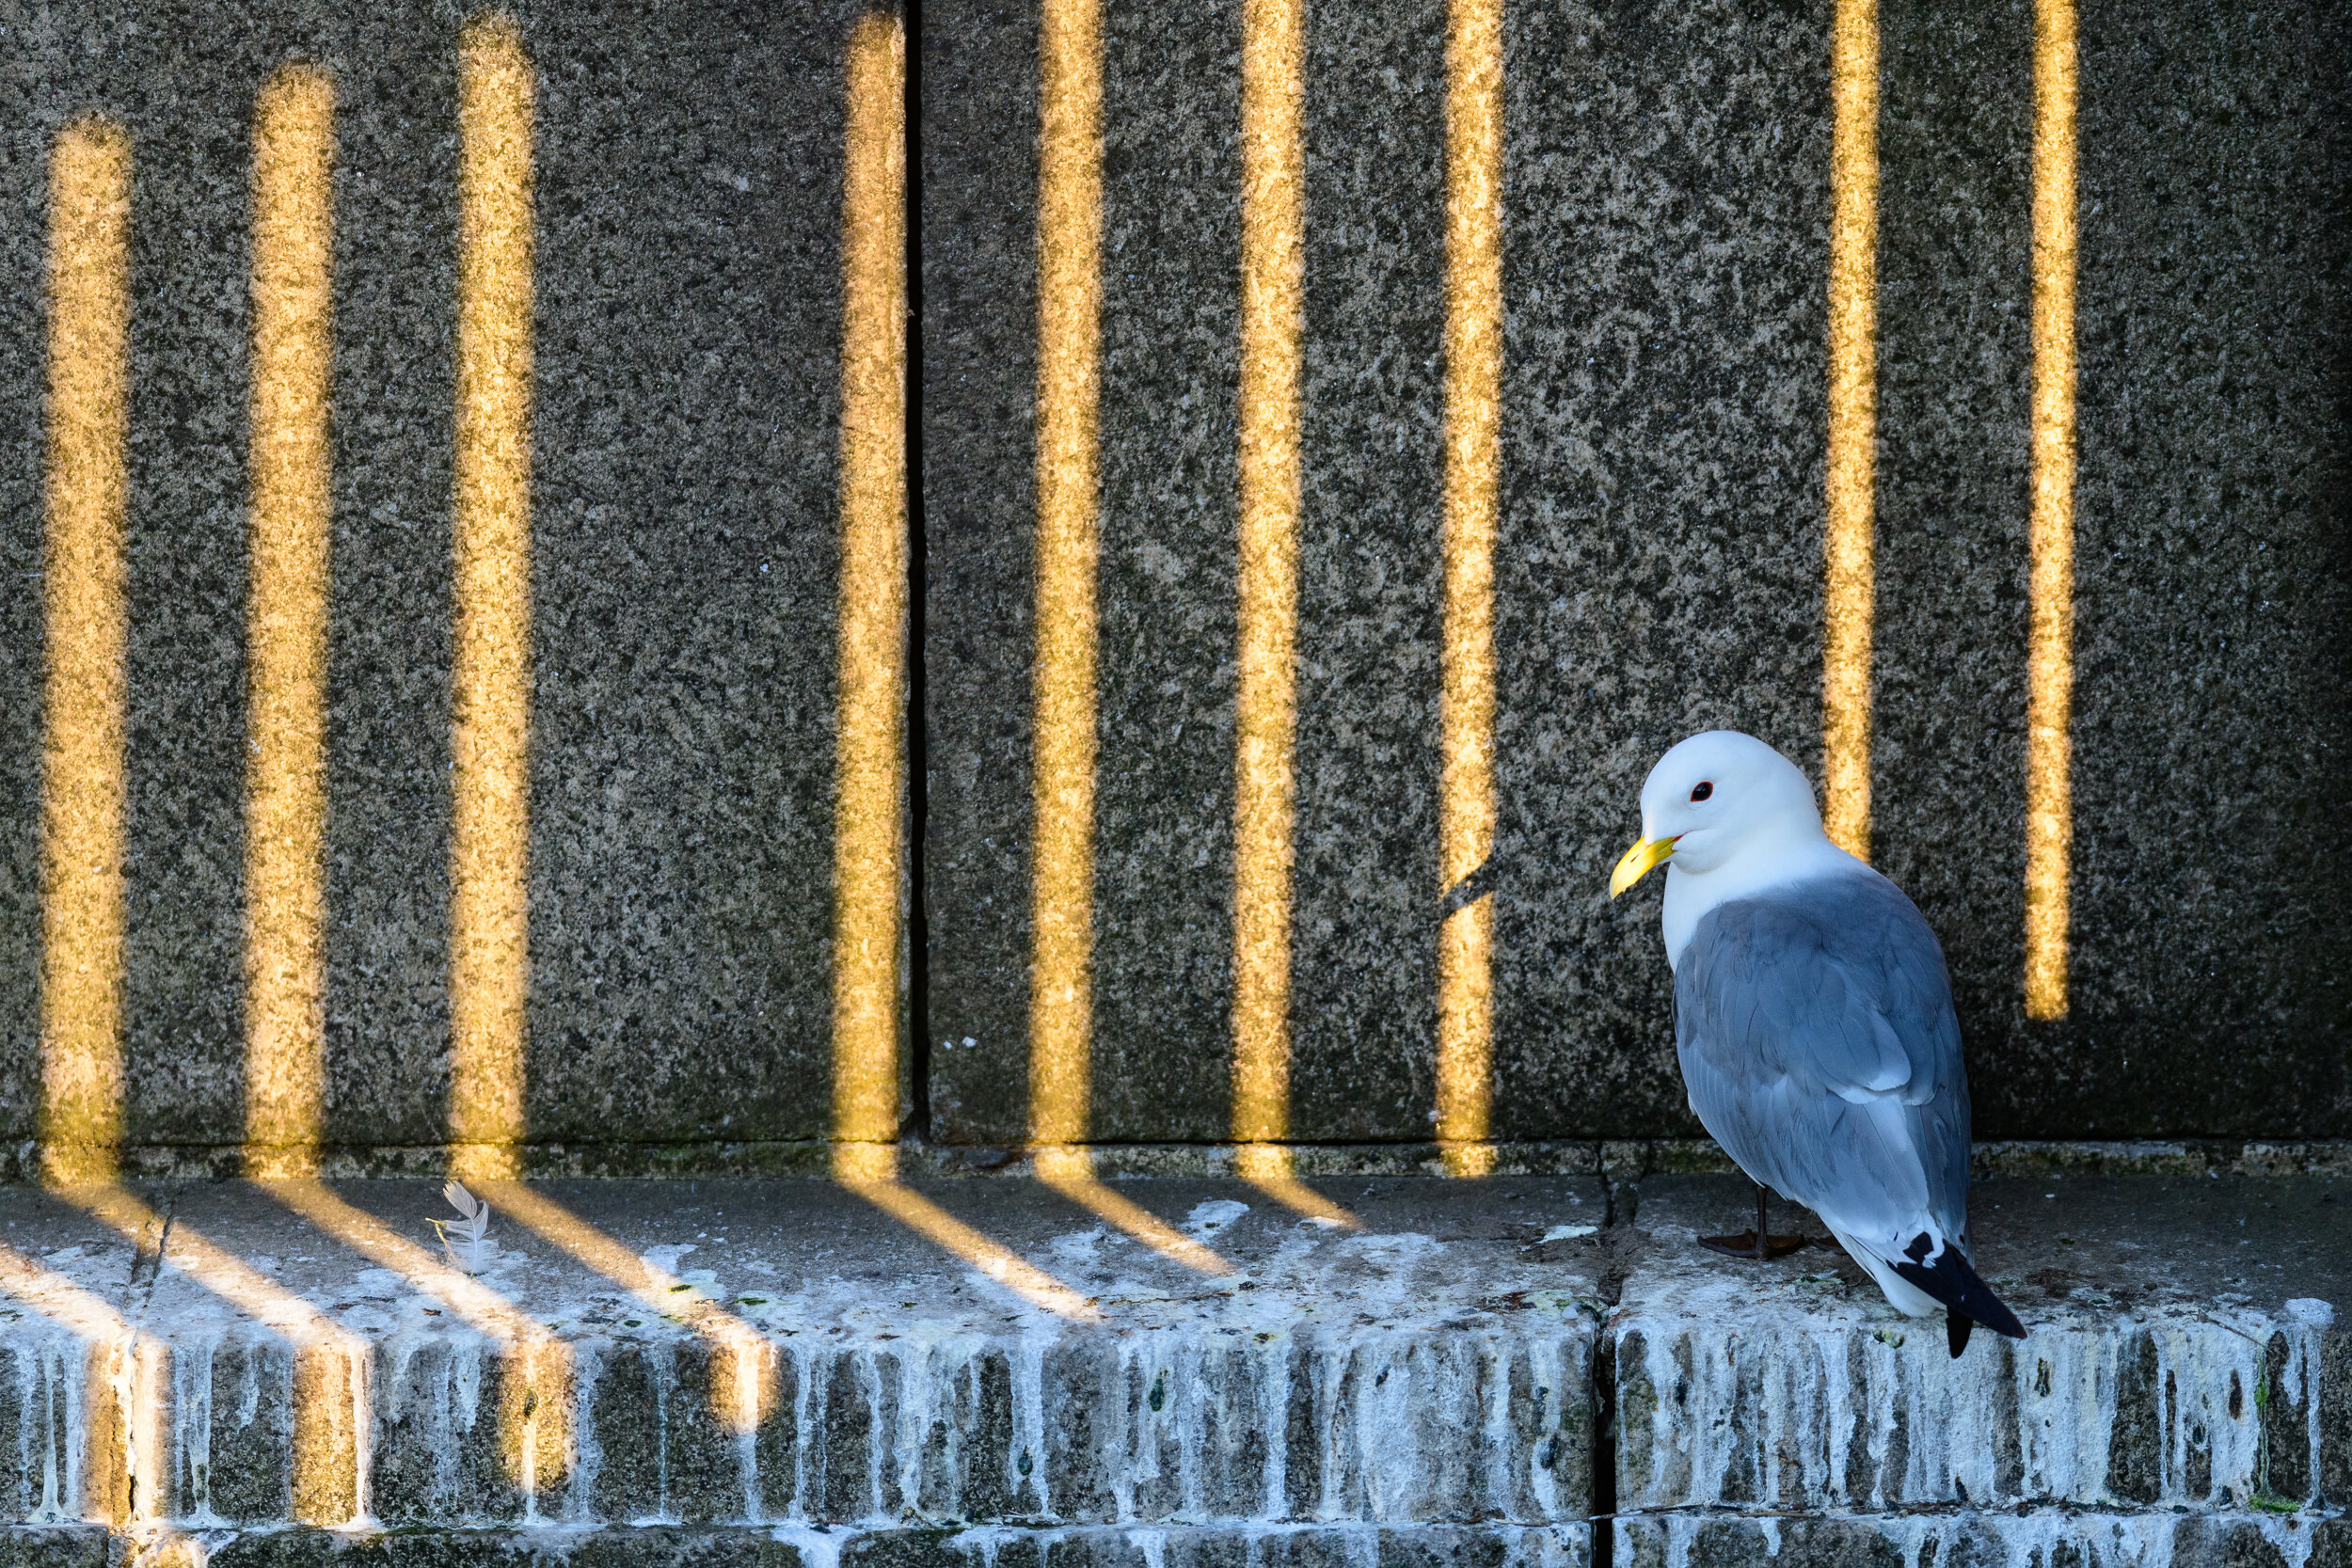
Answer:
[1231,0,1305,1153]
[1436,0,1503,1180]
[1820,0,1879,862]
[1027,0,1104,1153]
[831,9,910,1153]
[244,64,338,1177]
[39,118,134,1190]
[2024,0,2078,1021]
[449,13,536,1181]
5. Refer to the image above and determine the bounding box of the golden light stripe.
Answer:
[265,1179,570,1492]
[39,118,134,1190]
[1022,0,1207,1279]
[2024,0,2078,1021]
[831,10,909,1151]
[1436,0,1503,1181]
[449,13,536,1181]
[1027,0,1104,1154]
[1231,0,1305,1153]
[1234,1142,1361,1228]
[0,1239,165,1524]
[834,1144,1100,1320]
[68,1185,366,1523]
[1820,0,1880,861]
[483,1180,779,1433]
[1035,1148,1234,1275]
[245,65,338,1177]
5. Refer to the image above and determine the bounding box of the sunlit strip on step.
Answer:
[484,1180,780,1433]
[1034,1148,1233,1275]
[39,118,133,1189]
[65,1185,368,1524]
[2024,0,2078,1022]
[1231,0,1305,1156]
[1437,0,1503,1181]
[262,1179,571,1495]
[1027,0,1104,1159]
[1820,0,1880,861]
[834,1144,1100,1321]
[0,1240,165,1524]
[831,10,910,1150]
[449,12,536,1181]
[244,64,338,1176]
[1234,1143,1361,1229]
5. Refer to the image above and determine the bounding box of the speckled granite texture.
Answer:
[1,0,2344,1157]
[925,0,2351,1145]
[0,3,878,1150]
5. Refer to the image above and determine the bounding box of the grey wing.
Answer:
[1673,871,1972,1255]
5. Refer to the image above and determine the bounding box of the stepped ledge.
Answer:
[0,1171,2330,1566]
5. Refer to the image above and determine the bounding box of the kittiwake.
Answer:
[1609,730,2026,1356]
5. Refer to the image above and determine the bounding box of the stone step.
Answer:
[0,1523,1596,1568]
[1612,1513,2344,1568]
[0,1176,1604,1532]
[0,1174,2337,1542]
[1608,1178,2349,1514]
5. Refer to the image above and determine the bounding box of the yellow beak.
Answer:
[1609,835,1677,898]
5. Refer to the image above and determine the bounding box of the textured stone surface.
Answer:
[1867,0,2352,1139]
[1609,1176,2351,1512]
[0,1525,1590,1568]
[925,0,2352,1148]
[0,0,2343,1160]
[0,1178,1603,1529]
[1613,1515,2346,1568]
[0,1174,2341,1551]
[0,2,864,1154]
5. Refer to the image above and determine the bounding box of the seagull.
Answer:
[1609,730,2025,1356]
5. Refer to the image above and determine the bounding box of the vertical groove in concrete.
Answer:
[1231,0,1306,1151]
[2023,0,2078,1022]
[833,9,912,1151]
[1027,0,1104,1152]
[39,119,134,1188]
[447,13,536,1180]
[242,64,337,1174]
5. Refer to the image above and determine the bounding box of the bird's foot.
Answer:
[1699,1230,1812,1259]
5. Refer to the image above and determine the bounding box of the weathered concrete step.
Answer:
[0,1178,1604,1532]
[0,1175,2341,1537]
[2,1522,1594,1568]
[1609,1179,2350,1515]
[1613,1513,2344,1568]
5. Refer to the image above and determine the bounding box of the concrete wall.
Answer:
[924,0,2352,1146]
[0,2,870,1158]
[0,0,2344,1163]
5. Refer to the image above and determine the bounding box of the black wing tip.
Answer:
[1895,1242,2026,1343]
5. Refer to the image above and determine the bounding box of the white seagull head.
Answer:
[1609,730,1863,967]
[1616,731,1825,882]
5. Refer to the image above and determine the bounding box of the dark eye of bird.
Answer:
[1691,782,1713,802]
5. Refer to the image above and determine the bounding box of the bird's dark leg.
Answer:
[1699,1180,1811,1260]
